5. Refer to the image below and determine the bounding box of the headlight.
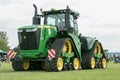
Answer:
[26,28,37,32]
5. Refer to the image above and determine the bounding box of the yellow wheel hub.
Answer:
[62,39,72,54]
[94,43,101,54]
[102,58,107,68]
[91,57,95,69]
[57,58,63,71]
[23,60,29,70]
[73,58,80,70]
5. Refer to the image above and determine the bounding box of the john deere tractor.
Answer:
[12,4,107,71]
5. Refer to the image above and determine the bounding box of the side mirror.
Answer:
[73,15,79,19]
[73,13,79,19]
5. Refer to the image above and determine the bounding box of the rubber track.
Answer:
[12,56,24,71]
[45,38,67,72]
[81,41,97,69]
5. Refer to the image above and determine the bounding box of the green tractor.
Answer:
[12,4,107,71]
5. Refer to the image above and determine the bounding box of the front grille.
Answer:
[18,28,40,50]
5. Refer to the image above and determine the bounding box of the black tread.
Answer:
[12,56,24,71]
[45,38,68,72]
[81,41,97,69]
[81,52,93,69]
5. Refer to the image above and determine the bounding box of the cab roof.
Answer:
[42,9,79,17]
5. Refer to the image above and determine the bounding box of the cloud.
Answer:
[0,0,34,48]
[78,22,120,52]
[0,0,120,52]
[0,0,33,5]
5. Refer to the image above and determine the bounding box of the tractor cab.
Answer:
[33,5,79,36]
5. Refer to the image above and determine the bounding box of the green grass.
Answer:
[0,62,120,80]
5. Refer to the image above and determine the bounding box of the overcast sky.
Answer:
[0,0,120,52]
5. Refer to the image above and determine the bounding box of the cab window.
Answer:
[70,15,75,28]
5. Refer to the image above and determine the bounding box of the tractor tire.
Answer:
[12,56,24,71]
[81,41,97,69]
[45,38,71,72]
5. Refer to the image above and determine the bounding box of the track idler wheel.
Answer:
[23,60,30,70]
[101,58,107,69]
[73,58,80,70]
[57,57,64,71]
[90,57,96,69]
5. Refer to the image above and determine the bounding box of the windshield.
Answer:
[45,13,65,28]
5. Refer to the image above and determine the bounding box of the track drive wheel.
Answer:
[62,39,72,54]
[94,42,101,55]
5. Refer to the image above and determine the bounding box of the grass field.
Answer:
[0,62,120,80]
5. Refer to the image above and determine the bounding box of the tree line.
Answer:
[0,31,10,52]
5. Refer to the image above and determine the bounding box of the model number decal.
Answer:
[48,29,51,35]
